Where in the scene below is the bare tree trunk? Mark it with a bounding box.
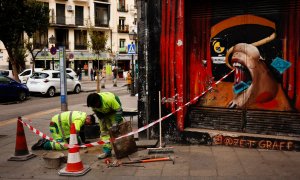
[7,48,21,82]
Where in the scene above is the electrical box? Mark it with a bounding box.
[67,5,73,12]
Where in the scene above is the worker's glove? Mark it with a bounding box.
[115,113,123,124]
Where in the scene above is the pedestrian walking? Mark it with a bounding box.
[127,70,132,92]
[90,68,94,81]
[101,67,106,88]
[87,92,123,159]
[112,66,118,87]
[77,67,82,81]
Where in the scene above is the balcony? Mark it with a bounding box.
[118,25,129,33]
[75,18,84,26]
[33,43,48,49]
[95,19,109,27]
[117,4,128,12]
[75,44,87,50]
[119,47,127,53]
[56,42,69,49]
[56,16,65,25]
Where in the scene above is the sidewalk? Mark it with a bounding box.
[0,78,300,179]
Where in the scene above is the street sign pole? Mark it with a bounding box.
[128,42,136,96]
[131,53,134,96]
[59,46,68,111]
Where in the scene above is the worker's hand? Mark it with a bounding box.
[115,113,123,124]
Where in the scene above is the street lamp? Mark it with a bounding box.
[129,30,137,96]
[49,35,56,70]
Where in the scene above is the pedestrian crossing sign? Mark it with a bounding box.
[128,44,136,54]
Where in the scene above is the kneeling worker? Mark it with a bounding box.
[32,111,95,150]
[87,92,123,159]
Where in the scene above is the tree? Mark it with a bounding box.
[88,28,108,92]
[89,30,109,69]
[24,0,49,73]
[0,0,49,81]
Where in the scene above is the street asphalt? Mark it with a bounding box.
[0,75,300,179]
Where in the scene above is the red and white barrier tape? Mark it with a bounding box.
[19,118,109,148]
[116,69,234,140]
[19,69,234,147]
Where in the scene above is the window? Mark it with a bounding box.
[75,6,84,26]
[94,3,110,27]
[0,76,10,84]
[74,30,87,50]
[118,0,127,12]
[20,70,31,76]
[33,31,48,49]
[56,4,65,24]
[118,17,129,33]
[119,39,126,53]
[52,73,60,79]
[55,29,69,49]
[119,39,125,48]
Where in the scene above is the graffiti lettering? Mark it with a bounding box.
[212,135,294,151]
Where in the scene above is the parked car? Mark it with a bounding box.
[66,68,78,79]
[0,69,14,79]
[0,75,30,101]
[26,70,81,97]
[18,68,44,84]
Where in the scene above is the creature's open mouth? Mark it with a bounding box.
[231,59,252,94]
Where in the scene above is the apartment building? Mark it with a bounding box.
[0,0,137,77]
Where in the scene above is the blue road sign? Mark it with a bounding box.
[128,44,136,54]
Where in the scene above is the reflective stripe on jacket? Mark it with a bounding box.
[50,111,87,142]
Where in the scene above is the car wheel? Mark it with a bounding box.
[74,85,81,94]
[47,87,55,97]
[18,91,26,101]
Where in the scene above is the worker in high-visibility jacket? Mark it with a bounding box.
[87,92,123,159]
[31,111,95,150]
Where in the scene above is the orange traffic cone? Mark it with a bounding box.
[59,123,90,176]
[8,117,36,161]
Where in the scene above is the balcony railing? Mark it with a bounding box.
[75,18,84,26]
[75,44,87,50]
[33,43,48,49]
[56,42,69,49]
[95,19,109,27]
[117,4,128,12]
[119,47,127,53]
[56,16,66,25]
[118,25,129,33]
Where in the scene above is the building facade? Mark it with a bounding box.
[0,0,137,78]
[139,0,300,150]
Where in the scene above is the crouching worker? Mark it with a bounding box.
[31,111,95,150]
[87,92,123,159]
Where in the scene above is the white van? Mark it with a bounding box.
[18,68,44,84]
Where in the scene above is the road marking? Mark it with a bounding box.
[0,108,60,127]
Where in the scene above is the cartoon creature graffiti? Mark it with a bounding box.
[197,14,293,112]
[227,43,292,110]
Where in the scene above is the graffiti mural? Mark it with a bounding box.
[197,13,297,112]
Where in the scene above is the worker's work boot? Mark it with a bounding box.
[97,152,112,159]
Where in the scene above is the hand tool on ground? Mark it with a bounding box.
[121,155,175,165]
